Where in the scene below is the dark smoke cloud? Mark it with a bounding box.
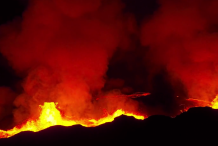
[0,0,139,125]
[141,0,218,103]
[0,87,16,120]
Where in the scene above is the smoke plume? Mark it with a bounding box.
[0,0,138,125]
[2,0,218,129]
[141,0,218,104]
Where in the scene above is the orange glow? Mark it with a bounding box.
[185,95,218,110]
[187,95,218,109]
[211,95,218,109]
[0,102,145,138]
[2,94,218,139]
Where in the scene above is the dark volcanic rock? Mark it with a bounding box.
[0,107,218,146]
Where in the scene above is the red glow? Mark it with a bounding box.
[0,102,145,138]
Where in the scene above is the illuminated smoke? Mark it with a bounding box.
[141,0,218,103]
[2,0,218,131]
[0,0,138,125]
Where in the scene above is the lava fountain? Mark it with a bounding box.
[1,93,218,138]
[0,101,145,138]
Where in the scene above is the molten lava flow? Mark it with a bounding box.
[1,92,218,139]
[211,95,218,109]
[0,102,145,138]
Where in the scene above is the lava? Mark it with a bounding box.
[1,92,218,138]
[1,95,218,139]
[0,102,145,138]
[1,93,218,138]
[211,95,218,109]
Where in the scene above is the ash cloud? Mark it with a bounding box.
[2,0,218,129]
[0,0,139,125]
[140,0,218,104]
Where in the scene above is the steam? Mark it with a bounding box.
[0,0,138,125]
[141,0,218,102]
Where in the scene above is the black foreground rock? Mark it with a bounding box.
[0,107,218,146]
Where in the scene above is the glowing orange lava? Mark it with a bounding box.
[0,102,145,138]
[211,95,218,109]
[1,93,218,139]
